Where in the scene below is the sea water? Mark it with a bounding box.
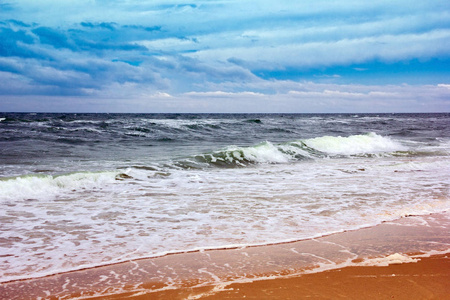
[0,113,449,282]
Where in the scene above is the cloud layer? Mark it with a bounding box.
[0,0,449,112]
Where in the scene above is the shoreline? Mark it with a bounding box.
[1,211,449,299]
[181,253,450,300]
[0,212,445,285]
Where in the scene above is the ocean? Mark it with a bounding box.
[0,113,449,283]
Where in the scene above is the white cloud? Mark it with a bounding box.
[4,82,443,113]
[138,38,197,52]
[184,91,265,98]
[152,91,172,98]
[187,29,450,69]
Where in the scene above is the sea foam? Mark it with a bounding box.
[359,253,419,267]
[303,132,404,155]
[0,171,120,201]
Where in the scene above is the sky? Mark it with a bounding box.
[0,0,450,113]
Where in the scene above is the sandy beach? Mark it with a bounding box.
[1,212,449,300]
[131,254,450,300]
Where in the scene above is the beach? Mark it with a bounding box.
[191,254,450,300]
[1,212,448,299]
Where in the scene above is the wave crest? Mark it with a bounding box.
[303,132,405,155]
[173,133,405,169]
[0,172,120,201]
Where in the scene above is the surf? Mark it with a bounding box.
[172,132,407,169]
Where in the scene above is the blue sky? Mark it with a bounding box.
[0,0,449,113]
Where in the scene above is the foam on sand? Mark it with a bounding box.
[192,254,450,300]
[1,212,448,299]
[358,252,419,266]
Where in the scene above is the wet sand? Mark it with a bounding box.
[133,254,450,300]
[1,212,449,300]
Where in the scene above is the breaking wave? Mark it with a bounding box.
[303,132,405,155]
[174,133,406,169]
[0,133,409,200]
[0,171,122,201]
